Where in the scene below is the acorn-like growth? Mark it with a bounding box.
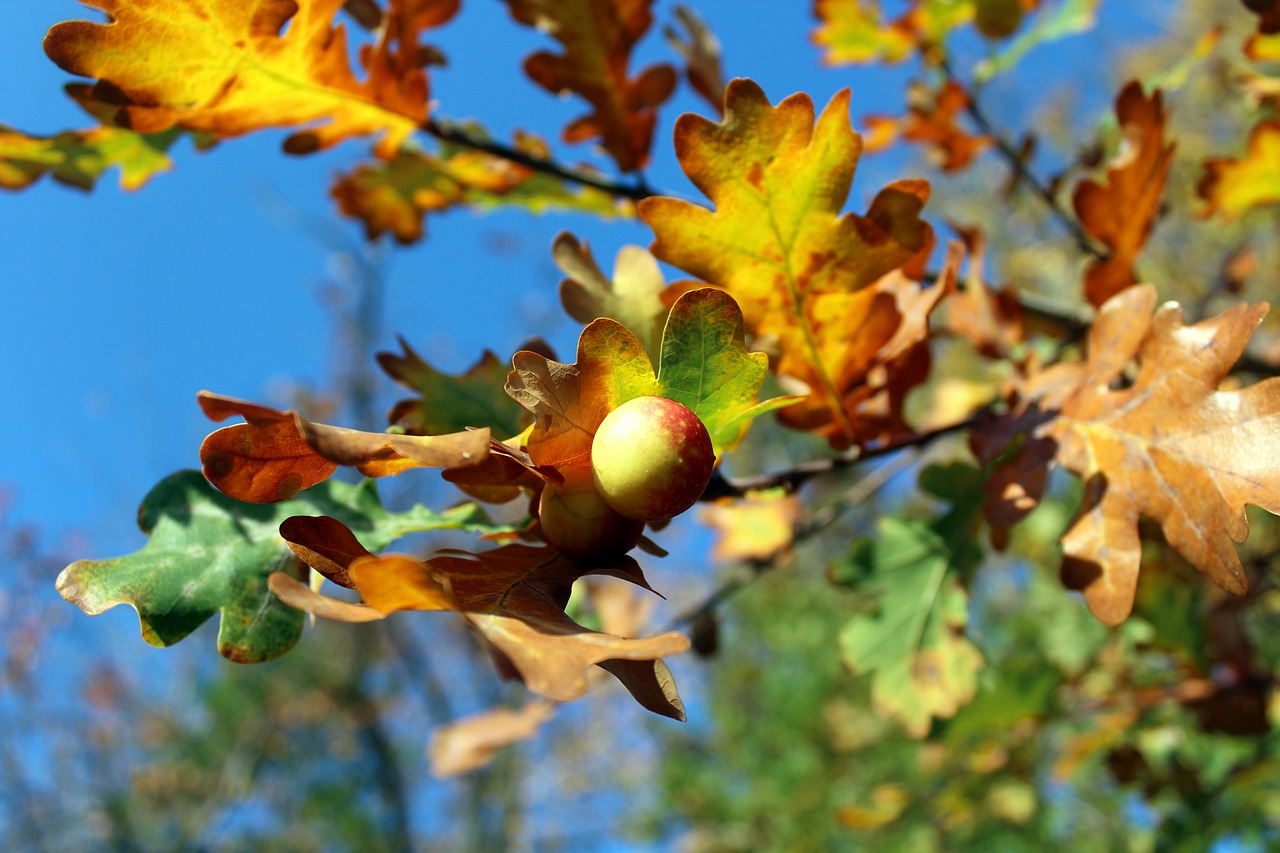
[591,396,716,522]
[538,467,645,560]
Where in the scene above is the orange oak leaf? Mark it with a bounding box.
[978,285,1280,625]
[863,80,992,171]
[502,0,677,172]
[943,224,1025,360]
[274,534,689,717]
[198,391,490,502]
[44,0,443,158]
[639,78,932,449]
[1072,81,1174,307]
[506,318,659,469]
[1198,119,1280,220]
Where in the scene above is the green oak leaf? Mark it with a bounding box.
[378,338,536,438]
[656,288,800,451]
[56,470,511,663]
[831,461,986,736]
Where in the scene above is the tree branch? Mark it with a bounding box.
[424,116,660,202]
[701,413,979,501]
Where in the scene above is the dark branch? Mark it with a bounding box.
[423,116,659,202]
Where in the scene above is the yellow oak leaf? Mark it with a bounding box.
[1198,119,1280,220]
[44,0,439,157]
[640,78,931,448]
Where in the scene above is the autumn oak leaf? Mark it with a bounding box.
[502,0,676,172]
[982,285,1280,625]
[1198,119,1280,220]
[1072,81,1173,307]
[44,0,436,157]
[199,391,490,502]
[639,78,932,449]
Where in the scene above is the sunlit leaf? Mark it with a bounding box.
[198,391,491,501]
[977,285,1280,624]
[640,78,932,448]
[1198,119,1280,220]
[663,5,725,114]
[502,0,676,172]
[554,232,670,362]
[973,0,1100,83]
[56,471,403,662]
[863,79,992,172]
[333,135,625,244]
[0,120,179,191]
[44,0,446,157]
[1072,81,1173,307]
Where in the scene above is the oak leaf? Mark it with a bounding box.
[700,489,800,563]
[507,287,784,472]
[502,0,676,172]
[198,391,490,502]
[978,285,1280,624]
[553,232,669,362]
[274,531,690,718]
[831,462,985,736]
[0,120,178,192]
[1072,81,1173,307]
[663,5,725,115]
[863,80,992,172]
[429,700,557,777]
[639,79,932,448]
[378,338,541,438]
[44,0,441,157]
[333,135,625,244]
[56,471,427,662]
[1198,119,1280,220]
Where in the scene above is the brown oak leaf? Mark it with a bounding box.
[977,285,1280,624]
[1072,81,1173,307]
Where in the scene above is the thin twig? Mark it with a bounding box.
[939,59,1105,260]
[424,116,659,202]
[668,450,920,632]
[701,413,979,501]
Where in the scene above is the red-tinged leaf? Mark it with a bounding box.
[639,79,933,449]
[979,285,1280,624]
[502,0,676,172]
[507,320,660,468]
[1198,119,1280,220]
[280,536,688,717]
[1072,81,1174,307]
[199,395,339,503]
[863,80,992,171]
[663,5,725,115]
[198,391,491,501]
[43,0,438,157]
[942,224,1025,360]
[429,700,557,777]
[378,338,541,438]
[279,515,374,588]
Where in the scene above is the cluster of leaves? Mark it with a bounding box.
[9,3,1280,841]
